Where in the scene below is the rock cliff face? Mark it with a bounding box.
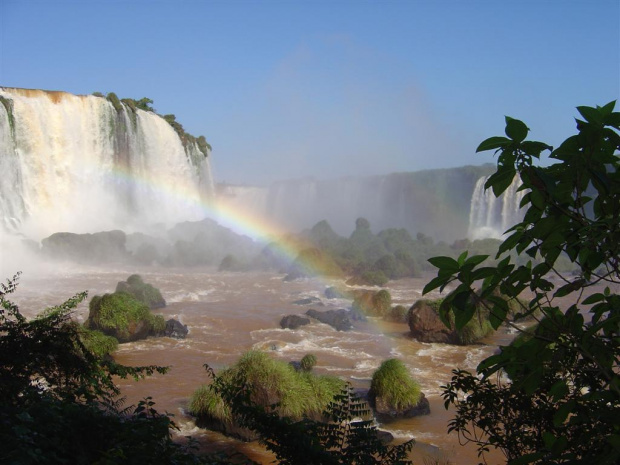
[0,87,214,239]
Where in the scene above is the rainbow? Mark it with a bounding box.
[106,165,326,277]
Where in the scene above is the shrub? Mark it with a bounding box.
[189,351,344,425]
[78,327,118,358]
[370,359,421,410]
[300,354,317,372]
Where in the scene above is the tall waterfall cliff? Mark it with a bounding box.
[218,165,495,242]
[0,88,214,239]
[468,175,525,239]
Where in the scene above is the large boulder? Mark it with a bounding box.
[280,315,311,330]
[407,298,494,345]
[41,230,129,263]
[163,319,188,338]
[306,309,353,331]
[115,274,166,309]
[373,392,431,422]
[407,299,456,344]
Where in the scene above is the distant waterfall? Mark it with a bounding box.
[468,175,525,239]
[0,88,213,239]
[218,166,494,242]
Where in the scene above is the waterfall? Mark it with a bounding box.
[468,174,525,239]
[217,166,494,241]
[0,88,213,240]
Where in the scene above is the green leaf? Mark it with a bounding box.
[423,275,450,295]
[486,295,508,329]
[485,167,517,197]
[582,293,605,305]
[505,117,529,142]
[465,254,489,267]
[427,256,459,273]
[577,105,603,125]
[476,136,511,153]
[549,380,569,402]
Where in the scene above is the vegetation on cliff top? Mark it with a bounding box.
[93,91,211,158]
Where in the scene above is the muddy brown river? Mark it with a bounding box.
[11,265,514,464]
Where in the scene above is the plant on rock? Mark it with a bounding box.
[200,359,414,464]
[425,103,620,464]
[370,359,422,410]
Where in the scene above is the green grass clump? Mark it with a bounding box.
[189,351,344,425]
[370,359,421,410]
[86,292,161,341]
[189,383,233,425]
[78,327,118,358]
[300,353,317,372]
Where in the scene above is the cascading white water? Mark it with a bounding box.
[468,174,525,239]
[0,88,214,240]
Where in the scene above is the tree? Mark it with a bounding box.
[425,103,620,464]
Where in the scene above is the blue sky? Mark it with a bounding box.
[1,0,618,185]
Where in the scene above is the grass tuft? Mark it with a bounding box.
[371,359,421,410]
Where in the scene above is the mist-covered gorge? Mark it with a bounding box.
[218,165,497,243]
[0,87,214,240]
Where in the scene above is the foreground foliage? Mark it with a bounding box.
[203,361,414,464]
[0,274,234,464]
[425,103,620,464]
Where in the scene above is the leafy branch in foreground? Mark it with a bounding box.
[203,361,414,464]
[425,103,620,464]
[0,273,231,464]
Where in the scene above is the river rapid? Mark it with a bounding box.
[10,265,514,464]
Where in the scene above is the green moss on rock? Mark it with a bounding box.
[352,289,392,317]
[85,292,164,343]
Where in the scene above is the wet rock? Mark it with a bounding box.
[41,230,129,264]
[306,309,353,331]
[407,299,457,344]
[280,315,311,330]
[372,392,431,422]
[164,318,188,338]
[324,286,352,299]
[292,296,323,306]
